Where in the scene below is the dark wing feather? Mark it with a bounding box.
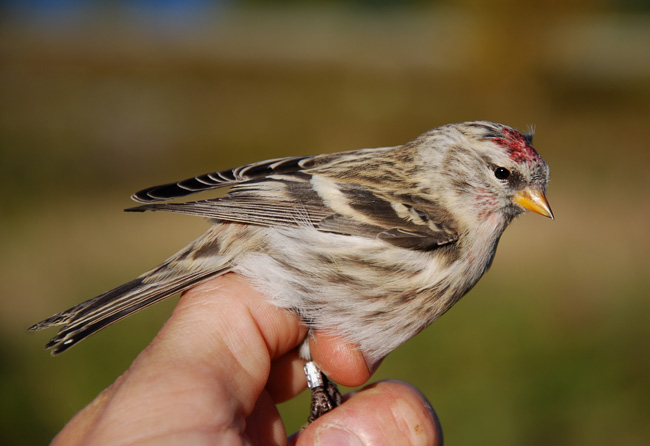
[128,198,330,228]
[131,155,316,203]
[316,183,459,248]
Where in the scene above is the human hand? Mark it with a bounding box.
[52,274,442,445]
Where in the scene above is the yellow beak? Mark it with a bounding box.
[513,188,554,219]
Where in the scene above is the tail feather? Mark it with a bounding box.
[29,269,227,355]
[28,277,146,331]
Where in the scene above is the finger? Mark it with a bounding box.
[266,347,309,404]
[267,330,378,404]
[289,380,442,446]
[245,389,288,445]
[309,331,372,387]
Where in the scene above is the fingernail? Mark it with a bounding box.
[316,425,364,446]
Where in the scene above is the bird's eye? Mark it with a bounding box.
[494,167,511,180]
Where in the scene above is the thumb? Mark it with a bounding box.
[289,380,442,446]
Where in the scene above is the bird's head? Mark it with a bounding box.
[418,121,553,226]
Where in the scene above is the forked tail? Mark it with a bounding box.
[29,266,229,355]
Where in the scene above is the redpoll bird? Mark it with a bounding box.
[29,121,553,421]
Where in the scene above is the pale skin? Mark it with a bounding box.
[52,274,442,445]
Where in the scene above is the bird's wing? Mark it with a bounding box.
[131,155,316,203]
[128,162,459,250]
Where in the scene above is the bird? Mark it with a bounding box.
[29,120,553,420]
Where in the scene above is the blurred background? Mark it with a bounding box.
[1,0,649,444]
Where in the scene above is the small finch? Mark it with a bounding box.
[29,121,553,420]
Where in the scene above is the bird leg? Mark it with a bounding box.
[304,361,342,423]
